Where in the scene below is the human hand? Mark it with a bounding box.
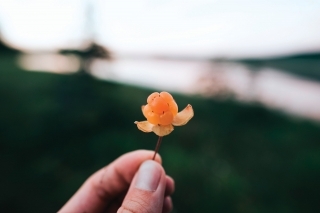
[58,150,174,213]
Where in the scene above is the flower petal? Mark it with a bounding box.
[172,104,194,126]
[152,124,174,136]
[134,121,153,132]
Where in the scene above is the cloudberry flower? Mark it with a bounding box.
[135,91,194,160]
[135,91,194,136]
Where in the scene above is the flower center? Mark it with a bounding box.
[143,92,178,125]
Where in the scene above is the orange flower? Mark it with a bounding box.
[134,91,194,136]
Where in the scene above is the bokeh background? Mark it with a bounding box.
[1,1,320,212]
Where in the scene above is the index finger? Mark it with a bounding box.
[58,150,162,213]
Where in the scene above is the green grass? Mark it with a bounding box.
[1,52,320,213]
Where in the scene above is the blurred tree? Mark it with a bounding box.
[239,54,320,81]
[0,36,18,54]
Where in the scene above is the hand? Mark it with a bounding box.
[58,150,175,213]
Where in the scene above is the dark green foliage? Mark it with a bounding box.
[1,52,320,213]
[239,53,320,81]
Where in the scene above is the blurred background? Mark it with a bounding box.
[1,0,320,212]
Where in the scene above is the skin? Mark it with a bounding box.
[58,150,175,213]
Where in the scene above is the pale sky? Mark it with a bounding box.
[0,0,320,58]
[2,0,319,122]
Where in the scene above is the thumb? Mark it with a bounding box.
[117,160,167,213]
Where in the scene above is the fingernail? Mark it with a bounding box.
[135,160,161,191]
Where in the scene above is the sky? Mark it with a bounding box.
[1,0,320,121]
[0,0,320,58]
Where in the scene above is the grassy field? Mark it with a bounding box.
[1,51,320,213]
